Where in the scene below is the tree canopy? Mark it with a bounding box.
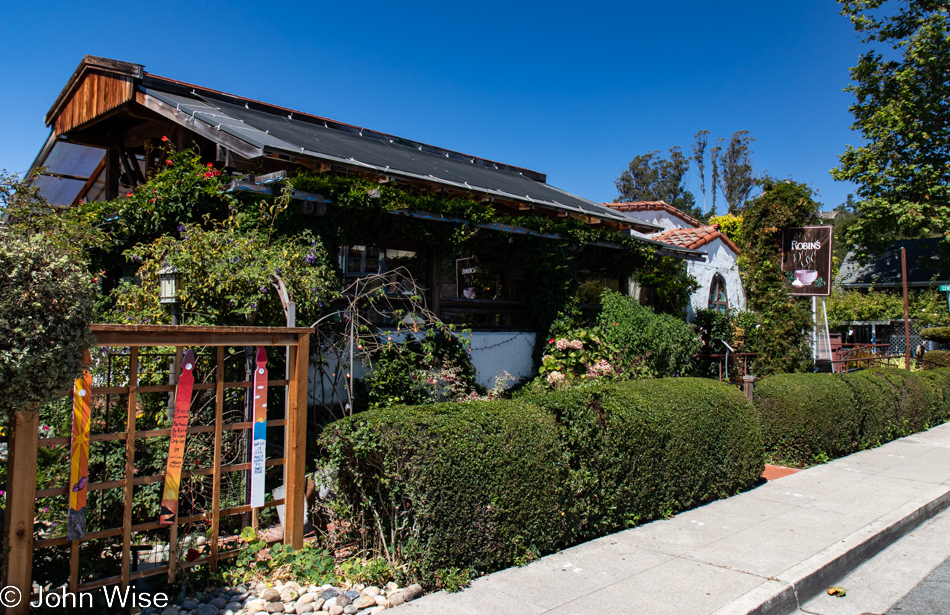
[614,146,702,218]
[833,0,950,255]
[715,131,757,214]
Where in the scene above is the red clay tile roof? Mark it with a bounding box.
[603,201,704,229]
[651,225,741,255]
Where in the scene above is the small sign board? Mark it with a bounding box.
[456,257,477,299]
[939,284,950,292]
[781,226,833,296]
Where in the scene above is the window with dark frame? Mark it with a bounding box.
[708,274,729,312]
[337,245,428,326]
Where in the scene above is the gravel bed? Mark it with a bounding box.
[142,580,424,615]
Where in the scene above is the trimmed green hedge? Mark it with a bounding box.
[320,378,764,580]
[919,369,950,423]
[921,327,950,343]
[529,378,763,546]
[923,350,950,370]
[321,400,565,579]
[754,373,857,464]
[755,368,949,466]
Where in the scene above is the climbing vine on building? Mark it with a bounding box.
[739,178,820,375]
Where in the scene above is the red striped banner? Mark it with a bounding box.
[159,349,196,525]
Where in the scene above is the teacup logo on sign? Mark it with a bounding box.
[781,226,833,297]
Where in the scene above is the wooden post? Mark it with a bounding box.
[902,247,911,370]
[283,334,309,549]
[3,409,39,615]
[120,348,139,589]
[742,376,756,403]
[210,347,225,570]
[104,148,120,200]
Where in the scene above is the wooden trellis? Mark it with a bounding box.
[2,325,312,614]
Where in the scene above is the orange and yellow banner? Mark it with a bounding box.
[67,351,92,541]
[159,349,196,525]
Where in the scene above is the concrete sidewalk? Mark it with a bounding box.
[394,422,950,615]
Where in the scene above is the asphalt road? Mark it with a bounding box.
[799,504,950,615]
[887,554,950,614]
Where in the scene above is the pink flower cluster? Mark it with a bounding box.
[546,371,566,385]
[555,339,583,351]
[586,360,614,378]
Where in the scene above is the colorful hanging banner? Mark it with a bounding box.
[159,349,196,525]
[250,347,268,508]
[67,351,93,541]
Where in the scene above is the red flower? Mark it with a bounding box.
[204,172,214,178]
[549,338,555,344]
[126,192,133,197]
[161,136,169,142]
[165,160,173,166]
[206,162,213,167]
[213,170,220,176]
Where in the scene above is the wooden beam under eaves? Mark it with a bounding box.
[73,155,107,205]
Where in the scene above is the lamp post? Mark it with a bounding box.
[158,265,182,421]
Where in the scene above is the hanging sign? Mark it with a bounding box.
[250,347,268,509]
[456,257,477,299]
[159,349,196,525]
[67,351,93,541]
[781,226,833,296]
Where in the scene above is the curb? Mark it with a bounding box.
[714,487,950,615]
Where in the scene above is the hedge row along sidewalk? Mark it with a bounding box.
[319,378,764,587]
[754,367,950,467]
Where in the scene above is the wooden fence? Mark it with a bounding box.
[2,324,312,613]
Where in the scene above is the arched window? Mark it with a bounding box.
[708,274,729,312]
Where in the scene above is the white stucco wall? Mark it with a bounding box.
[628,209,697,232]
[308,330,536,404]
[468,332,536,388]
[685,237,745,322]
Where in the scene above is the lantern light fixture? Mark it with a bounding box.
[158,265,181,305]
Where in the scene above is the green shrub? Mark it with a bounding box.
[753,373,857,465]
[837,370,897,448]
[321,400,565,579]
[868,368,934,435]
[597,289,700,377]
[537,327,653,388]
[919,368,950,423]
[921,327,950,343]
[755,368,942,466]
[0,233,96,411]
[529,378,763,545]
[321,378,763,581]
[922,350,950,370]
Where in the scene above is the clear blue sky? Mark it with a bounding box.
[0,0,866,212]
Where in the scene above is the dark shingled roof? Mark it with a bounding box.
[838,238,949,288]
[137,73,639,227]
